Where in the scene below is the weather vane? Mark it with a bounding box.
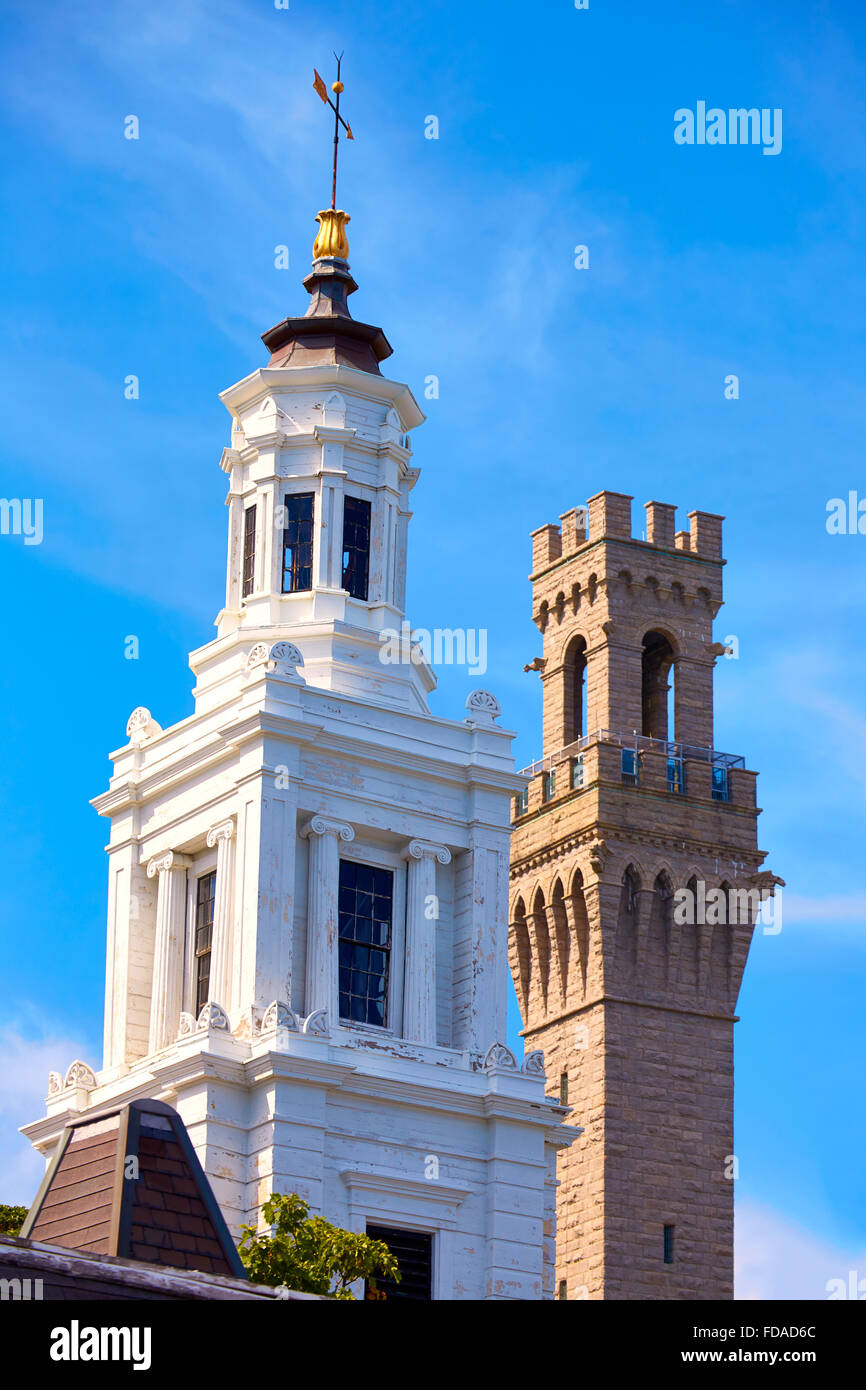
[313,53,354,212]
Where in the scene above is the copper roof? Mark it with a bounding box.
[261,257,392,374]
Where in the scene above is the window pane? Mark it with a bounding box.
[242,506,257,598]
[281,493,314,593]
[341,496,371,601]
[338,860,393,1026]
[664,1224,675,1264]
[194,871,216,1015]
[195,955,210,1016]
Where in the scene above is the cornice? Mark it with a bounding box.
[522,994,740,1034]
[340,1168,470,1208]
[243,1051,359,1089]
[92,732,239,818]
[340,1069,557,1127]
[94,677,522,826]
[510,818,767,878]
[218,364,425,432]
[228,427,414,480]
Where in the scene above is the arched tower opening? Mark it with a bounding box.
[642,631,676,741]
[563,635,588,744]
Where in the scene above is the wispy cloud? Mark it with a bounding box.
[0,1021,98,1207]
[736,1200,866,1300]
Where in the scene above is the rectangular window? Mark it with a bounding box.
[341,496,371,600]
[338,860,393,1026]
[281,492,314,593]
[515,787,529,817]
[365,1225,433,1301]
[559,1071,569,1105]
[712,765,730,802]
[558,1279,568,1300]
[663,1224,675,1264]
[571,755,584,790]
[667,756,686,794]
[241,505,257,598]
[542,769,556,802]
[194,871,216,1016]
[621,748,639,786]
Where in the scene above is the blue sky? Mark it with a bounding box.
[2,0,865,1297]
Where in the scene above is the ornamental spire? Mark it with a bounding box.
[312,53,354,261]
[260,60,392,373]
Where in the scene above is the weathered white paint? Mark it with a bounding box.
[146,852,190,1053]
[301,816,353,1021]
[402,840,450,1045]
[206,821,235,1011]
[22,344,573,1299]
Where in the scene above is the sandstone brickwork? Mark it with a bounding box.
[510,492,778,1299]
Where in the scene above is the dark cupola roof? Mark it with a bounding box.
[262,209,392,374]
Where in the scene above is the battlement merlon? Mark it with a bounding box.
[530,492,725,575]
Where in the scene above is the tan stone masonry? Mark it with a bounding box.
[510,491,779,1300]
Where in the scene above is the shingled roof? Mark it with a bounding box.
[21,1098,246,1279]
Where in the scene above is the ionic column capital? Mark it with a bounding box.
[147,850,191,878]
[206,819,235,848]
[301,816,355,843]
[402,839,451,865]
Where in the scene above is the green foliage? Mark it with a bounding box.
[0,1204,29,1236]
[238,1191,400,1300]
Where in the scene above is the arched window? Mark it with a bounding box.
[616,865,640,977]
[647,871,673,996]
[551,879,570,1004]
[532,888,551,1009]
[642,631,676,741]
[680,873,701,991]
[564,635,588,744]
[510,898,531,1021]
[710,882,733,1000]
[623,865,640,915]
[571,870,590,998]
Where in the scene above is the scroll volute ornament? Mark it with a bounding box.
[313,208,350,260]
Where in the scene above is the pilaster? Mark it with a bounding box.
[402,839,451,1045]
[301,815,355,1022]
[147,851,191,1053]
[206,820,236,1013]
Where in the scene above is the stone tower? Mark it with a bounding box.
[509,490,780,1300]
[22,210,570,1300]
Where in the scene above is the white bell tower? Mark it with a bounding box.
[23,210,571,1300]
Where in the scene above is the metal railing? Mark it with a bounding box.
[519,728,745,779]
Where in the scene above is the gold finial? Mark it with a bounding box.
[313,208,351,260]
